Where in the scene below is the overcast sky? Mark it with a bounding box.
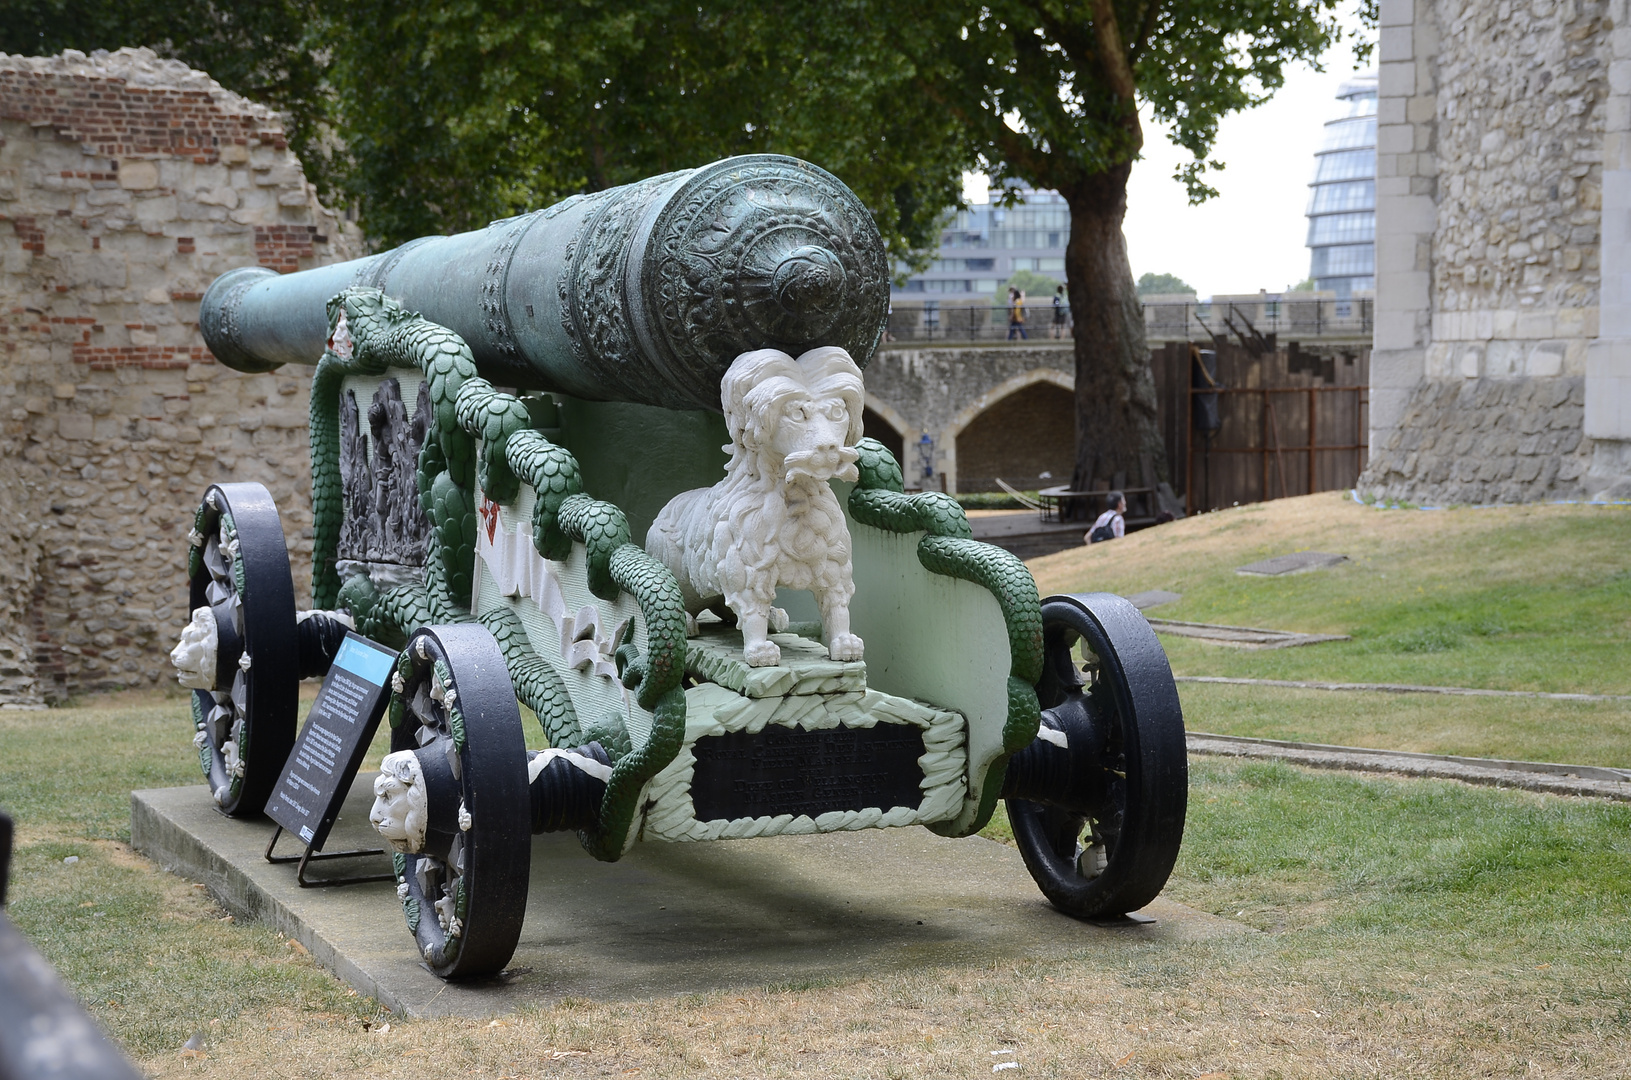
[963,19,1373,300]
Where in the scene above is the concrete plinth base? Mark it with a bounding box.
[133,778,1243,1018]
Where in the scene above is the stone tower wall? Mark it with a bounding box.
[1363,0,1631,504]
[0,48,360,707]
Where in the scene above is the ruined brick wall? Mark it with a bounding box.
[0,48,361,706]
[1363,0,1631,504]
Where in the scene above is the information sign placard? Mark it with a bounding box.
[267,632,396,850]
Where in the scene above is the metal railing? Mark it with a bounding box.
[883,296,1374,346]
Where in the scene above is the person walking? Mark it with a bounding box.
[1051,284,1068,339]
[1007,287,1028,340]
[1085,491,1126,544]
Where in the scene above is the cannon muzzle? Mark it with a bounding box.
[199,155,890,411]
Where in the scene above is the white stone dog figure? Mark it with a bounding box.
[647,346,865,668]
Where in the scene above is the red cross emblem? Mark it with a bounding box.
[478,496,501,545]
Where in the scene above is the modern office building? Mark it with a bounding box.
[893,189,1070,295]
[1306,74,1377,297]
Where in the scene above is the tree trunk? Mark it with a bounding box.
[1062,163,1164,516]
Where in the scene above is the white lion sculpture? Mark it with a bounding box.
[647,346,866,668]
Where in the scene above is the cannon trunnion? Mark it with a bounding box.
[174,154,1188,984]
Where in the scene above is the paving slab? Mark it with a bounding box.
[1124,589,1182,611]
[133,778,1245,1019]
[1235,551,1348,576]
[1188,732,1631,801]
[1146,618,1350,649]
[1175,674,1631,703]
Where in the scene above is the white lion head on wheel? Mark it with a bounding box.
[370,750,428,854]
[722,346,865,485]
[170,606,218,690]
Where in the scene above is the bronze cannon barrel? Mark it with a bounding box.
[199,155,890,412]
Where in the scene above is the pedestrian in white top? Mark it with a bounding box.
[1085,491,1126,544]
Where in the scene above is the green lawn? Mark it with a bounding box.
[0,695,386,1057]
[1032,494,1631,695]
[1031,494,1631,765]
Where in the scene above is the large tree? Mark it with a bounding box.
[916,0,1349,497]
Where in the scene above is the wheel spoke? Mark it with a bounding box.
[202,537,229,584]
[205,578,232,607]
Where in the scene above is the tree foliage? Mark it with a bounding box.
[0,0,969,269]
[1136,272,1195,296]
[915,0,1350,204]
[902,0,1352,491]
[1004,269,1065,297]
[320,0,967,263]
[6,0,1366,494]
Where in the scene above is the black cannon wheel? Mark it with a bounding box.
[184,483,298,817]
[1007,592,1188,918]
[388,625,530,980]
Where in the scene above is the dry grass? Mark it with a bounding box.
[5,695,1628,1078]
[131,752,1631,1079]
[10,692,1629,1077]
[134,956,1631,1079]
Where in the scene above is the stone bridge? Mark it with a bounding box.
[865,296,1375,494]
[861,343,1076,494]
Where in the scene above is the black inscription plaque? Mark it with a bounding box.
[689,723,927,822]
[267,632,396,849]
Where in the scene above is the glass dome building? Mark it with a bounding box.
[1306,74,1377,297]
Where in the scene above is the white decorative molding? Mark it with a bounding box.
[434,892,461,938]
[328,308,354,360]
[528,747,614,784]
[647,347,866,668]
[639,681,967,843]
[476,510,628,679]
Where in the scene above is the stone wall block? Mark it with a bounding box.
[1368,0,1609,506]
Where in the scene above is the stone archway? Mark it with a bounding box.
[952,376,1076,493]
[862,395,908,467]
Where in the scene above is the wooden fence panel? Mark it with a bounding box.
[1154,341,1369,514]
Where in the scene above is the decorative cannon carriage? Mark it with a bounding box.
[172,156,1188,980]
